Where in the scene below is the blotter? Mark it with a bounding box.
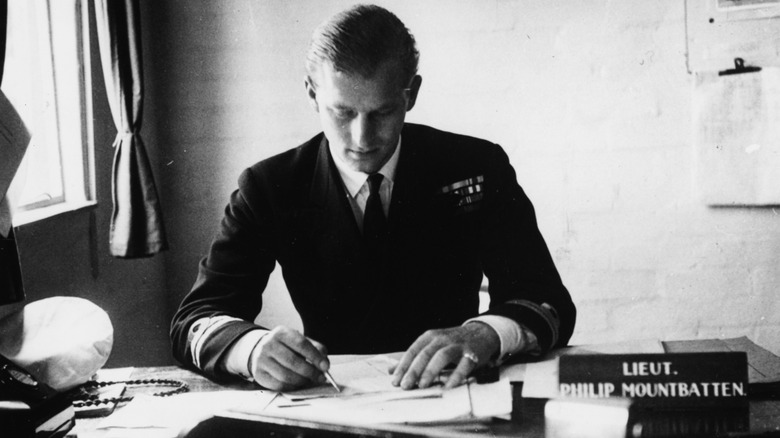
[558,352,748,408]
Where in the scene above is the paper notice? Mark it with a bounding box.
[0,89,31,236]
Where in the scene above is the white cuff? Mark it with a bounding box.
[224,329,269,380]
[465,315,539,363]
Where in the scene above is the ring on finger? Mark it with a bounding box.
[462,352,479,366]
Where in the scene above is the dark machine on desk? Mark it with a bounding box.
[0,351,75,438]
[0,231,75,438]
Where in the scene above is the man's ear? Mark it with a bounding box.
[304,76,319,112]
[405,75,423,112]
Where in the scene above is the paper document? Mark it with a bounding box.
[240,380,511,425]
[90,391,276,438]
[283,354,401,399]
[0,89,31,237]
[232,354,513,425]
[693,68,780,206]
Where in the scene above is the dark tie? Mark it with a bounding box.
[363,173,387,252]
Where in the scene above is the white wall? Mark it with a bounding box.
[149,1,780,355]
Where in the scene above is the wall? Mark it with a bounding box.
[148,1,780,356]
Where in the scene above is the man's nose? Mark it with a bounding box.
[351,114,375,149]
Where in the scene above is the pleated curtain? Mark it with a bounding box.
[94,0,167,258]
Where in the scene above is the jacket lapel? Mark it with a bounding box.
[388,126,430,233]
[308,137,364,264]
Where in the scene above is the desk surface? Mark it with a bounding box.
[70,366,780,438]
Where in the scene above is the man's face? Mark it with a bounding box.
[306,61,421,174]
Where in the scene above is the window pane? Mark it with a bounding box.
[3,0,64,209]
[3,0,92,218]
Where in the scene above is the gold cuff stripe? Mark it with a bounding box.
[506,299,560,349]
[189,315,242,369]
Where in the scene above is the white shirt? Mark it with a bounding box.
[329,136,399,228]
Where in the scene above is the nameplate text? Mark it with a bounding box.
[558,352,748,408]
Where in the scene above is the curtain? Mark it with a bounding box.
[94,0,167,258]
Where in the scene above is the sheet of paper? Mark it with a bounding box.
[0,89,31,237]
[283,353,401,399]
[693,68,780,205]
[230,353,512,425]
[565,339,665,355]
[93,390,276,438]
[469,378,513,418]
[240,380,511,425]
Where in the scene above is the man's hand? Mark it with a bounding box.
[391,322,500,390]
[248,326,330,391]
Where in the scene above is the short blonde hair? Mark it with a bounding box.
[305,4,419,88]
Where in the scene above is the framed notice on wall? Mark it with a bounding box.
[693,68,780,206]
[686,0,780,73]
[689,0,780,206]
[718,0,780,8]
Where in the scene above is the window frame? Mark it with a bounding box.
[4,0,96,226]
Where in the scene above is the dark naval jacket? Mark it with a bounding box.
[171,123,576,380]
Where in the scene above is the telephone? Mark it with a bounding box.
[0,354,74,438]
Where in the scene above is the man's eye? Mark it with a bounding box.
[333,109,355,119]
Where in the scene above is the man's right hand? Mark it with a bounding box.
[248,326,330,391]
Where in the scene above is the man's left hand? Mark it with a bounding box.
[391,322,500,390]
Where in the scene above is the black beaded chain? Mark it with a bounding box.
[71,379,189,408]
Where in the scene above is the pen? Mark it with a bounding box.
[303,355,340,392]
[324,370,341,392]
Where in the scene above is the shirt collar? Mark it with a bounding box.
[329,137,401,198]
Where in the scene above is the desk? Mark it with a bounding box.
[69,366,780,438]
[68,366,252,437]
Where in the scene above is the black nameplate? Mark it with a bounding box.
[558,352,748,408]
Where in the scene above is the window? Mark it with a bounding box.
[2,0,94,224]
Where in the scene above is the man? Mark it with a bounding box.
[171,4,575,392]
